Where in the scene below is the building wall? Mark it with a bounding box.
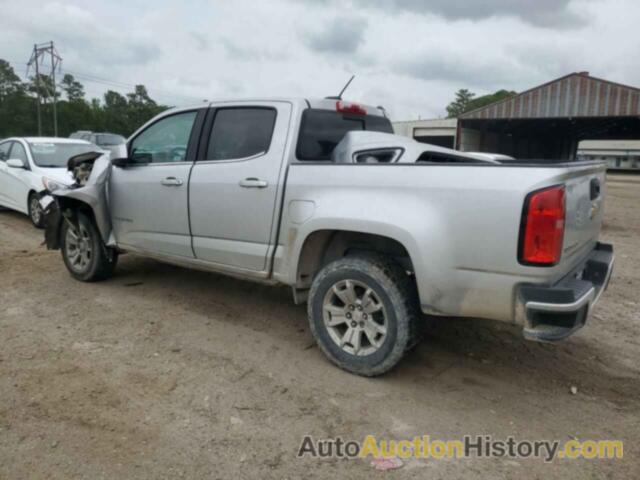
[392,118,457,146]
[577,140,640,169]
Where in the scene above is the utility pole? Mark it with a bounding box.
[50,42,60,137]
[27,41,62,136]
[29,44,42,136]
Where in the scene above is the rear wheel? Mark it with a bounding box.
[61,212,117,282]
[308,254,422,376]
[28,192,44,228]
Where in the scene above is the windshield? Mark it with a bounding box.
[296,109,394,160]
[96,134,125,146]
[28,142,100,168]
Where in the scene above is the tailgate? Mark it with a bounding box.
[562,164,606,262]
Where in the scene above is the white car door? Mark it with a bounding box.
[0,141,30,213]
[2,141,33,213]
[0,141,13,207]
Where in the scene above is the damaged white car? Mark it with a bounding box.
[0,137,102,227]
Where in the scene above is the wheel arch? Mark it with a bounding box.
[46,197,102,250]
[26,189,40,213]
[54,190,111,244]
[295,229,417,289]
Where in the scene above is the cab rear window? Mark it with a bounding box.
[296,109,393,161]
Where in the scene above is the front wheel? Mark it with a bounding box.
[61,212,118,282]
[28,192,44,228]
[308,254,422,376]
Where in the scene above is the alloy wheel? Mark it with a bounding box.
[65,223,93,273]
[322,279,388,356]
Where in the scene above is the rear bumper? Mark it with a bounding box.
[515,242,614,342]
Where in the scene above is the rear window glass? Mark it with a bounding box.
[296,109,393,161]
[206,108,276,161]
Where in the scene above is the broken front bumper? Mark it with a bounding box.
[516,242,614,342]
[43,195,63,250]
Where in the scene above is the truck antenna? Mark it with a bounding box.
[326,75,355,100]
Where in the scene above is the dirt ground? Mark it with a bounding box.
[0,173,639,479]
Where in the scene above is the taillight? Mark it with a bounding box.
[336,101,367,115]
[519,185,566,266]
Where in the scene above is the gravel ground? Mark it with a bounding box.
[0,173,639,479]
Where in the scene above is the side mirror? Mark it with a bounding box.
[6,158,25,169]
[111,157,131,168]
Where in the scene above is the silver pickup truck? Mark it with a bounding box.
[43,98,614,376]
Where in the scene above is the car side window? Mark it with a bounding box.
[130,111,197,164]
[11,142,29,164]
[205,108,276,161]
[0,141,11,162]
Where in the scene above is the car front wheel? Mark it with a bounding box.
[61,212,117,282]
[28,192,44,228]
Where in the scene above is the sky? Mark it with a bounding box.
[0,0,639,120]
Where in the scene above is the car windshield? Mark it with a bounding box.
[28,142,99,168]
[96,134,125,146]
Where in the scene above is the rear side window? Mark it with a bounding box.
[296,109,393,161]
[206,108,276,161]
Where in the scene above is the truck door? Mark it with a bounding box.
[189,102,292,272]
[109,109,203,258]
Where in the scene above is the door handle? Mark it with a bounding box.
[239,178,268,189]
[161,177,183,187]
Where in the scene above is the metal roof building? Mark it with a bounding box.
[457,72,640,159]
[577,139,640,170]
[393,118,457,148]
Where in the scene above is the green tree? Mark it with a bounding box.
[126,85,164,132]
[0,57,170,138]
[60,74,85,102]
[446,89,475,118]
[0,59,24,100]
[465,89,517,113]
[102,90,130,134]
[0,60,35,136]
[27,73,58,102]
[446,88,517,118]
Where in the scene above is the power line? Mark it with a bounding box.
[8,67,166,103]
[4,59,202,104]
[61,68,200,100]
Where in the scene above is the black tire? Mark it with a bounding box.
[28,192,44,228]
[60,211,118,282]
[308,253,422,376]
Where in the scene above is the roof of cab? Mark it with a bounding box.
[165,98,387,117]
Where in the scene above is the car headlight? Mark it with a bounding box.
[42,177,69,193]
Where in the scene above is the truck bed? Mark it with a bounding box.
[277,160,607,323]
